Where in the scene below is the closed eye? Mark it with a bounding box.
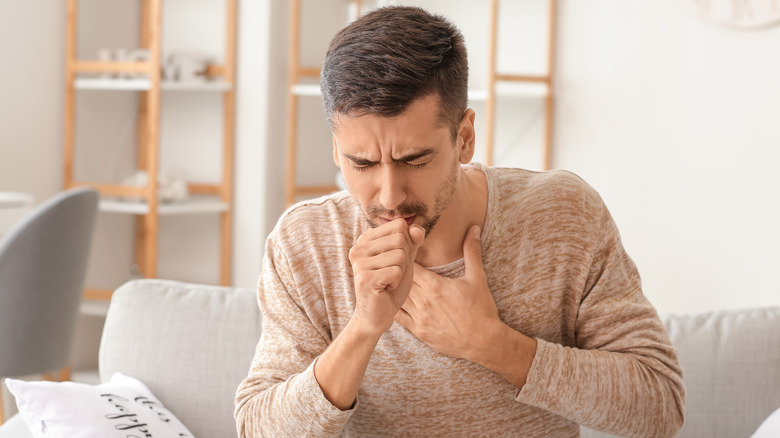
[345,156,377,172]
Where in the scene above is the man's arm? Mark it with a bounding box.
[314,219,424,410]
[235,230,352,438]
[235,218,424,437]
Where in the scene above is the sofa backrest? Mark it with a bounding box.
[99,279,260,438]
[100,280,780,438]
[582,306,780,438]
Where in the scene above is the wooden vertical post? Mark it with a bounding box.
[135,0,151,276]
[484,0,499,167]
[219,0,237,286]
[543,0,558,171]
[142,0,162,279]
[285,0,302,206]
[63,0,78,189]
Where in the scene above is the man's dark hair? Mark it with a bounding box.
[320,6,468,138]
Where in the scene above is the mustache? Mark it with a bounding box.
[366,201,427,218]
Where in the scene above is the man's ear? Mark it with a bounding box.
[332,136,341,168]
[456,108,476,164]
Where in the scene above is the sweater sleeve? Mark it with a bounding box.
[234,231,355,437]
[516,205,685,438]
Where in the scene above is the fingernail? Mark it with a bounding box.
[472,226,481,238]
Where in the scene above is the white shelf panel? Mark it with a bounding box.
[0,191,34,208]
[291,83,548,100]
[291,84,322,96]
[74,78,232,91]
[75,77,150,90]
[161,80,232,91]
[99,196,229,215]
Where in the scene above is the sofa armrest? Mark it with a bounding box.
[99,279,260,438]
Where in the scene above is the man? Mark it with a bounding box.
[236,6,684,437]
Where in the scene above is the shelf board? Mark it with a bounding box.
[0,191,34,208]
[291,82,548,100]
[74,77,232,91]
[99,196,229,215]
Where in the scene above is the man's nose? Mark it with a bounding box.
[378,164,406,212]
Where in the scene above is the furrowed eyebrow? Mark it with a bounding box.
[342,149,436,165]
[342,154,376,166]
[395,149,436,163]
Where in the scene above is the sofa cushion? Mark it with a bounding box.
[5,372,193,438]
[583,306,780,438]
[0,414,33,438]
[99,279,260,438]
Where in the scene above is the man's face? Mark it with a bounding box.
[332,95,475,237]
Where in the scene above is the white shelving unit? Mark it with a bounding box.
[64,0,237,300]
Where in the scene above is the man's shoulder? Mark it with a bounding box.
[488,167,606,224]
[271,190,362,244]
[491,167,601,204]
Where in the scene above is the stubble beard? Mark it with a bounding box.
[361,159,460,237]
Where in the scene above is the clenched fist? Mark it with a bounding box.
[348,218,425,335]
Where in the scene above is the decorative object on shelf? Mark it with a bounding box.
[687,0,780,29]
[163,51,215,83]
[120,171,189,204]
[95,48,150,79]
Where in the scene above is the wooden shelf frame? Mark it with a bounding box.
[284,0,557,206]
[484,0,558,170]
[63,0,237,298]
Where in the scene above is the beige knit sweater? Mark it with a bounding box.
[235,164,685,437]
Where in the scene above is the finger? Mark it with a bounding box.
[463,225,484,278]
[362,265,403,292]
[358,248,406,273]
[408,224,425,247]
[394,307,415,331]
[358,218,410,243]
[352,231,409,259]
[402,290,419,315]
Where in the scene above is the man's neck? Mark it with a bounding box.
[415,165,488,268]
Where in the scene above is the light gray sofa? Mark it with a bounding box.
[1,279,779,437]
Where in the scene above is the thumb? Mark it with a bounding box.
[463,225,483,277]
[408,224,425,250]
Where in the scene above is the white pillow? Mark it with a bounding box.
[5,372,194,438]
[753,406,780,438]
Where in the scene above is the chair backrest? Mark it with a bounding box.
[0,187,98,378]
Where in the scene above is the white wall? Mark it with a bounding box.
[0,2,64,202]
[554,0,780,314]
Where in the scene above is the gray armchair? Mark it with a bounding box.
[0,187,98,423]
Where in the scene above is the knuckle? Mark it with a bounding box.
[390,248,406,264]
